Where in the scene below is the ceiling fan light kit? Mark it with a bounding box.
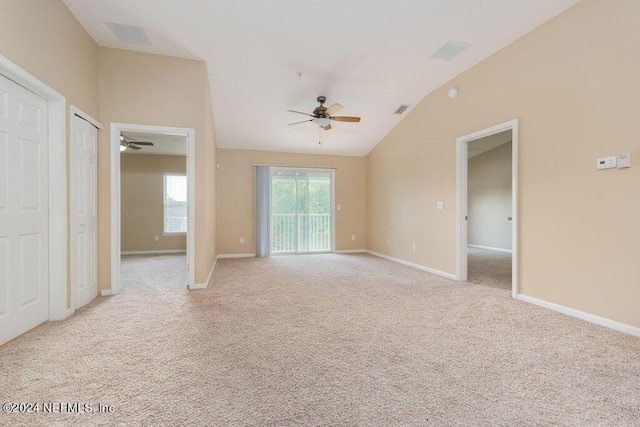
[288,96,361,135]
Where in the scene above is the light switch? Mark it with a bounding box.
[337,204,341,210]
[437,201,444,210]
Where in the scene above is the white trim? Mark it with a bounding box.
[70,105,101,129]
[189,256,217,290]
[366,250,457,280]
[456,118,519,299]
[110,123,196,294]
[517,294,640,338]
[121,250,186,255]
[100,289,112,297]
[0,55,68,321]
[335,249,367,254]
[467,244,513,254]
[217,253,256,258]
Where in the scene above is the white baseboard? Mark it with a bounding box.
[217,253,256,259]
[100,289,112,296]
[517,294,640,338]
[121,250,186,255]
[366,250,457,280]
[335,249,367,254]
[189,256,218,290]
[468,244,512,254]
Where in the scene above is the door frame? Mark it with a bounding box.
[109,123,195,294]
[456,118,519,298]
[269,167,335,255]
[0,54,69,320]
[69,106,101,311]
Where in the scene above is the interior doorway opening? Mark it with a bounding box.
[110,123,195,294]
[456,119,519,298]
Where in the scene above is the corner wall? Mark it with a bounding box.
[366,0,640,328]
[468,143,512,251]
[121,154,187,252]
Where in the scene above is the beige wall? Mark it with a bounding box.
[98,48,217,287]
[0,0,99,306]
[121,154,187,252]
[217,149,366,254]
[366,0,640,328]
[468,143,512,250]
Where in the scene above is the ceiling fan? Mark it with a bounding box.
[120,135,154,151]
[288,96,361,131]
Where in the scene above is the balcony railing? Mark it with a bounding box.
[271,213,331,253]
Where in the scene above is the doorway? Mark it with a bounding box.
[456,119,519,298]
[110,123,195,294]
[270,168,334,254]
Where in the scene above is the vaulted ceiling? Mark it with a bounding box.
[64,0,582,156]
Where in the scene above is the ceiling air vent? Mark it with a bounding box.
[393,105,410,115]
[107,22,152,45]
[431,40,471,60]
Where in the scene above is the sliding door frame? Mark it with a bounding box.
[269,167,335,255]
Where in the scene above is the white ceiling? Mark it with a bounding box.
[121,131,186,156]
[64,0,582,157]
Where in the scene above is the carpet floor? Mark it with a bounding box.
[121,253,187,288]
[1,254,638,426]
[467,247,512,291]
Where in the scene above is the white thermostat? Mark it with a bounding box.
[596,156,617,170]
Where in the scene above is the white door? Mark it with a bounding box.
[71,115,97,309]
[0,74,49,344]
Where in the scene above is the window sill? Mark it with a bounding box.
[163,232,187,237]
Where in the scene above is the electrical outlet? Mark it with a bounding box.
[351,234,356,241]
[155,235,159,241]
[240,237,245,244]
[387,239,391,246]
[412,243,416,251]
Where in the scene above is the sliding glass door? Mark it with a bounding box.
[270,168,333,254]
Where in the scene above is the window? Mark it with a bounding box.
[163,174,187,234]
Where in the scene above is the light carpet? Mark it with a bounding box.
[467,246,512,291]
[121,253,187,288]
[1,253,639,426]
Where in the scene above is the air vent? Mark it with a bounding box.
[431,40,471,60]
[107,22,152,45]
[393,105,410,115]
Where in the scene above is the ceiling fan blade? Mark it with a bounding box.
[331,116,361,123]
[132,141,154,146]
[288,119,313,126]
[128,145,142,150]
[287,110,315,117]
[323,124,332,131]
[324,103,343,116]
